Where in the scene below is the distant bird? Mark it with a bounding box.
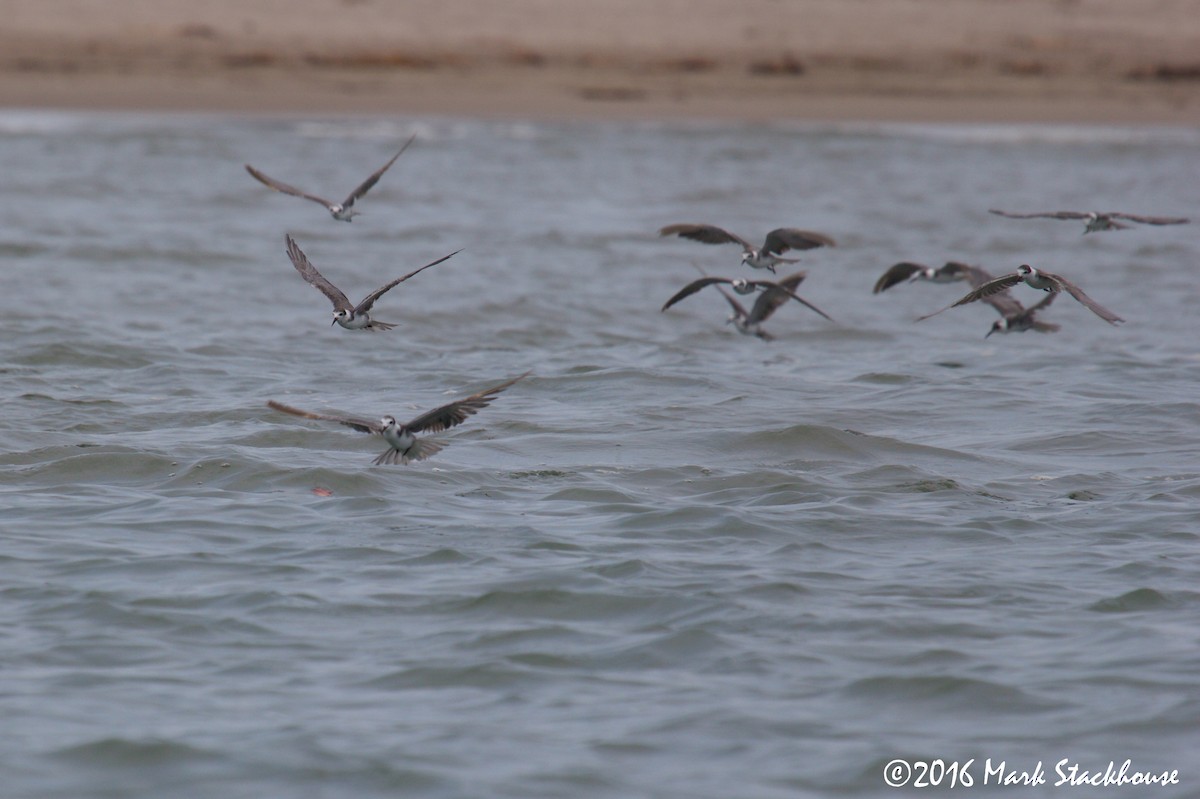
[873,261,991,294]
[661,275,834,320]
[708,271,813,340]
[245,135,415,221]
[267,373,528,465]
[983,291,1060,338]
[988,208,1189,234]
[285,235,458,331]
[918,264,1124,325]
[658,223,835,272]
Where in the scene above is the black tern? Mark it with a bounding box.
[284,235,459,331]
[988,208,1189,234]
[983,291,1060,338]
[710,271,813,340]
[658,223,835,272]
[873,261,991,294]
[267,373,528,465]
[245,135,415,221]
[661,274,833,320]
[918,264,1124,325]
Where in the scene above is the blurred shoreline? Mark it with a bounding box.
[2,0,1198,123]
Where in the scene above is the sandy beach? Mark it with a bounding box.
[2,0,1199,123]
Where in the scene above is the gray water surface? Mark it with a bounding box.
[2,112,1199,798]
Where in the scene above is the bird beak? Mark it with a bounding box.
[331,318,338,327]
[985,328,995,338]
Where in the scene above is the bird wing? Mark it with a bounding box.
[267,400,384,434]
[988,209,1089,220]
[715,286,749,319]
[341,134,416,209]
[747,271,805,324]
[660,277,731,311]
[354,248,461,314]
[775,272,808,292]
[1027,291,1058,313]
[952,272,1024,304]
[916,272,1023,321]
[285,235,353,312]
[986,288,1054,320]
[981,291,1024,318]
[958,264,995,288]
[1106,213,1189,225]
[935,262,994,287]
[762,228,836,255]
[778,287,835,321]
[1045,272,1125,325]
[658,223,753,251]
[747,287,792,324]
[245,164,337,210]
[758,273,834,321]
[405,372,529,434]
[873,262,927,293]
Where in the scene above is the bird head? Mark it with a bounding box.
[985,319,1008,338]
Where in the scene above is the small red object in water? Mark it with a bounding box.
[311,487,334,497]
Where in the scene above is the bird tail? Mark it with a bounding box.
[366,320,397,331]
[372,439,445,466]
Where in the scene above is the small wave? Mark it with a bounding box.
[52,736,220,765]
[786,121,1200,147]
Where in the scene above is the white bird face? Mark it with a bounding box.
[731,279,751,294]
[332,309,351,325]
[986,319,1007,338]
[1016,264,1034,278]
[380,415,398,430]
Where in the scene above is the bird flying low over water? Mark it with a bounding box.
[245,135,416,221]
[658,223,835,272]
[267,373,529,465]
[982,291,1060,338]
[661,274,833,320]
[709,271,816,341]
[988,208,1189,234]
[872,261,991,294]
[918,264,1124,326]
[284,235,459,331]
